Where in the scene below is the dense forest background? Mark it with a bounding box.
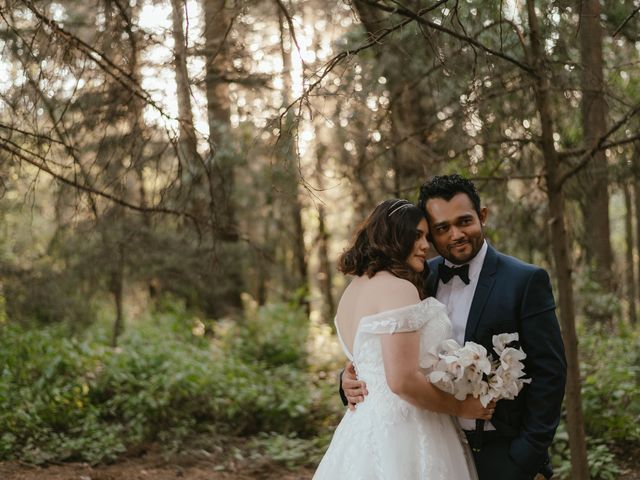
[1,0,639,478]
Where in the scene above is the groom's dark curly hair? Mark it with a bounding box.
[417,174,482,216]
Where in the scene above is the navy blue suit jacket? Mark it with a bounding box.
[427,244,566,476]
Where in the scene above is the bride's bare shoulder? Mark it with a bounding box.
[357,272,420,310]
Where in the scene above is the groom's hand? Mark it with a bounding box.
[342,361,368,410]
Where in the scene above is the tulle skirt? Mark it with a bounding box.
[313,398,478,480]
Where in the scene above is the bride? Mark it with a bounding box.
[313,199,493,479]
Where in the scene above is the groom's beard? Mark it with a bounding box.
[440,236,484,265]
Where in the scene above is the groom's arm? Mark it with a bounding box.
[510,268,567,475]
[338,370,348,406]
[339,362,368,409]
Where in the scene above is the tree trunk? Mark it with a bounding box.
[291,192,309,308]
[127,12,148,212]
[256,191,274,306]
[315,144,335,324]
[317,203,335,321]
[278,7,309,310]
[623,181,638,324]
[110,242,125,348]
[204,0,231,145]
[526,1,590,478]
[203,0,236,232]
[632,153,640,309]
[123,0,155,298]
[202,0,242,311]
[577,0,614,311]
[99,2,130,347]
[170,0,200,165]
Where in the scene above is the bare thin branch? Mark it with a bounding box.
[558,133,640,159]
[558,102,640,186]
[357,0,535,75]
[278,12,414,124]
[0,122,72,148]
[613,5,640,37]
[15,0,205,140]
[1,140,199,224]
[274,0,303,58]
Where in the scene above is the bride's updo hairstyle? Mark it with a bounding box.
[338,199,427,296]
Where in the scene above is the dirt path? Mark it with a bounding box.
[0,463,315,480]
[2,449,638,479]
[0,454,315,480]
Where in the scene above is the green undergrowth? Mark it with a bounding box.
[0,298,341,465]
[550,322,640,479]
[1,299,636,476]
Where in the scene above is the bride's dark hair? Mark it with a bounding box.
[338,199,428,297]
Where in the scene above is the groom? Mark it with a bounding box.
[341,174,566,479]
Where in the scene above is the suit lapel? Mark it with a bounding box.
[464,245,498,342]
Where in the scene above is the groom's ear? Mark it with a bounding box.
[479,207,488,227]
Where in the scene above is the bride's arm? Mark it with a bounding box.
[381,332,493,419]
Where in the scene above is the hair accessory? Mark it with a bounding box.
[387,199,405,210]
[388,202,411,217]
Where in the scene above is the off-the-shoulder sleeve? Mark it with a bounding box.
[358,297,452,369]
[358,297,446,334]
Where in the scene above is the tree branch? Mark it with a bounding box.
[13,0,204,139]
[274,0,303,59]
[558,134,640,159]
[0,140,199,225]
[0,122,73,148]
[278,10,415,123]
[613,5,640,37]
[357,0,535,75]
[558,102,640,186]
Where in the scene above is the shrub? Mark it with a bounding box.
[0,324,125,463]
[550,323,640,479]
[0,300,340,464]
[579,323,640,442]
[226,298,310,368]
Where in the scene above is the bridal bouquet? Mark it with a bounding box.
[426,333,531,407]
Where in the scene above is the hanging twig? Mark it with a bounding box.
[277,13,414,127]
[558,133,640,159]
[357,0,535,75]
[0,122,73,148]
[558,101,640,186]
[0,140,198,224]
[274,0,304,63]
[613,5,640,37]
[10,1,207,140]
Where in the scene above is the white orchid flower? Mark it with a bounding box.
[499,347,527,371]
[492,332,520,355]
[429,332,530,406]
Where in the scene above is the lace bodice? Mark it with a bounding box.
[336,297,451,367]
[335,297,452,417]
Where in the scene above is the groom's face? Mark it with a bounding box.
[424,192,487,265]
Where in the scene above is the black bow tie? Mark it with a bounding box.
[438,263,470,285]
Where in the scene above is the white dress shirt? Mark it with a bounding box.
[436,240,487,346]
[435,240,495,431]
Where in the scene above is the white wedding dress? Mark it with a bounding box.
[313,297,477,480]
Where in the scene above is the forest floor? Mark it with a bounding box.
[0,460,315,480]
[0,443,316,480]
[1,443,639,479]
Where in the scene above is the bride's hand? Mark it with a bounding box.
[456,397,496,420]
[342,361,368,411]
